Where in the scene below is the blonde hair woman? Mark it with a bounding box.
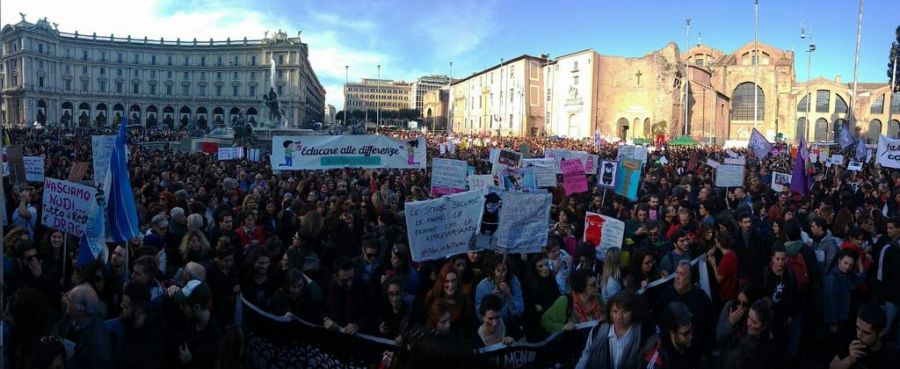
[179,230,212,263]
[600,248,623,303]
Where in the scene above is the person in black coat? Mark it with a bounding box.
[523,254,561,341]
[656,260,715,357]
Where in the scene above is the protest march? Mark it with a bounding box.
[3,123,900,369]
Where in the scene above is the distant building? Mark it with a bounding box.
[450,55,548,136]
[323,104,335,123]
[409,75,449,113]
[344,78,411,123]
[0,17,325,128]
[422,87,448,130]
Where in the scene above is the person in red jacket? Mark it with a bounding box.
[235,211,265,250]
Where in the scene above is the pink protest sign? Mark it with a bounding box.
[561,159,588,196]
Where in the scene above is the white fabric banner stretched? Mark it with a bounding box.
[271,135,427,170]
[91,135,116,185]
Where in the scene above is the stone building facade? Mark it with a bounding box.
[449,54,547,137]
[409,75,449,112]
[0,17,325,128]
[344,78,411,115]
[421,88,448,131]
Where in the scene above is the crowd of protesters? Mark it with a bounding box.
[2,125,900,369]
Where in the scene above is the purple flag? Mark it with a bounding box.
[748,128,772,159]
[791,139,812,195]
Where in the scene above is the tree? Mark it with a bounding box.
[890,25,900,91]
[335,110,345,123]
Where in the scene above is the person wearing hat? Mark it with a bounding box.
[174,280,221,369]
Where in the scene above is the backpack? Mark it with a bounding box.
[786,253,809,290]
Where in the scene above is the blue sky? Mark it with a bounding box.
[3,0,899,110]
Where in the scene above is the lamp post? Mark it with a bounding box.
[344,65,348,125]
[377,64,381,129]
[684,18,691,136]
[801,25,814,142]
[447,61,453,132]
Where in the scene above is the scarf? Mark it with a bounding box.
[573,293,603,323]
[585,322,643,369]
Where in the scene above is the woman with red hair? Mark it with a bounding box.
[424,262,476,336]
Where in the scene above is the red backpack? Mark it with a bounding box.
[786,253,809,290]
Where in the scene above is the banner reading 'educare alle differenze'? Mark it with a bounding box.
[271,135,427,170]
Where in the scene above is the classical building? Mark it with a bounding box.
[421,87,448,131]
[456,40,899,143]
[344,78,411,119]
[0,17,325,128]
[450,54,547,136]
[323,104,335,123]
[409,75,449,112]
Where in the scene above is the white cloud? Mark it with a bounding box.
[0,0,387,110]
[413,0,499,58]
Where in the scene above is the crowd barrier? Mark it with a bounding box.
[236,255,710,369]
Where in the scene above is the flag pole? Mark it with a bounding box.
[0,122,6,363]
[849,0,864,132]
[753,0,759,131]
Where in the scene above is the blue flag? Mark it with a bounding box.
[856,137,867,160]
[105,119,139,242]
[77,119,139,267]
[839,123,853,149]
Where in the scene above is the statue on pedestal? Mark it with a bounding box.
[263,87,283,124]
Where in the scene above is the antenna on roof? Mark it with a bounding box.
[697,32,702,47]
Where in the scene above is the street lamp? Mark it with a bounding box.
[344,65,349,125]
[801,25,815,143]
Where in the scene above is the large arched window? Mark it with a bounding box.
[797,94,810,112]
[731,82,764,121]
[796,117,807,142]
[835,95,848,113]
[814,118,828,141]
[892,92,900,114]
[891,120,900,138]
[868,119,882,143]
[616,117,629,139]
[816,90,831,113]
[871,94,885,114]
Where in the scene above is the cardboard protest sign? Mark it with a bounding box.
[6,145,25,185]
[561,159,588,196]
[831,155,844,166]
[847,161,863,171]
[493,191,552,254]
[431,158,468,196]
[404,190,484,262]
[522,158,556,188]
[68,162,90,183]
[24,156,44,182]
[497,149,522,168]
[41,178,97,236]
[724,156,746,165]
[597,160,618,189]
[218,147,244,160]
[706,159,720,168]
[91,135,116,185]
[771,172,792,192]
[467,175,494,193]
[715,164,745,187]
[501,167,537,191]
[614,159,642,201]
[632,146,648,163]
[584,212,625,259]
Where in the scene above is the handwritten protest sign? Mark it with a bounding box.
[467,175,494,193]
[404,190,484,262]
[831,154,844,166]
[218,147,244,160]
[91,135,116,185]
[848,161,863,171]
[24,156,44,182]
[597,160,618,189]
[724,156,746,165]
[522,158,556,188]
[493,191,551,253]
[584,212,625,259]
[41,178,97,236]
[561,159,588,195]
[431,158,468,196]
[715,164,745,187]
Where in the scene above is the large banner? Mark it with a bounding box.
[92,135,117,185]
[404,190,484,262]
[431,158,468,196]
[271,135,426,170]
[876,135,900,169]
[494,191,551,254]
[41,178,96,236]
